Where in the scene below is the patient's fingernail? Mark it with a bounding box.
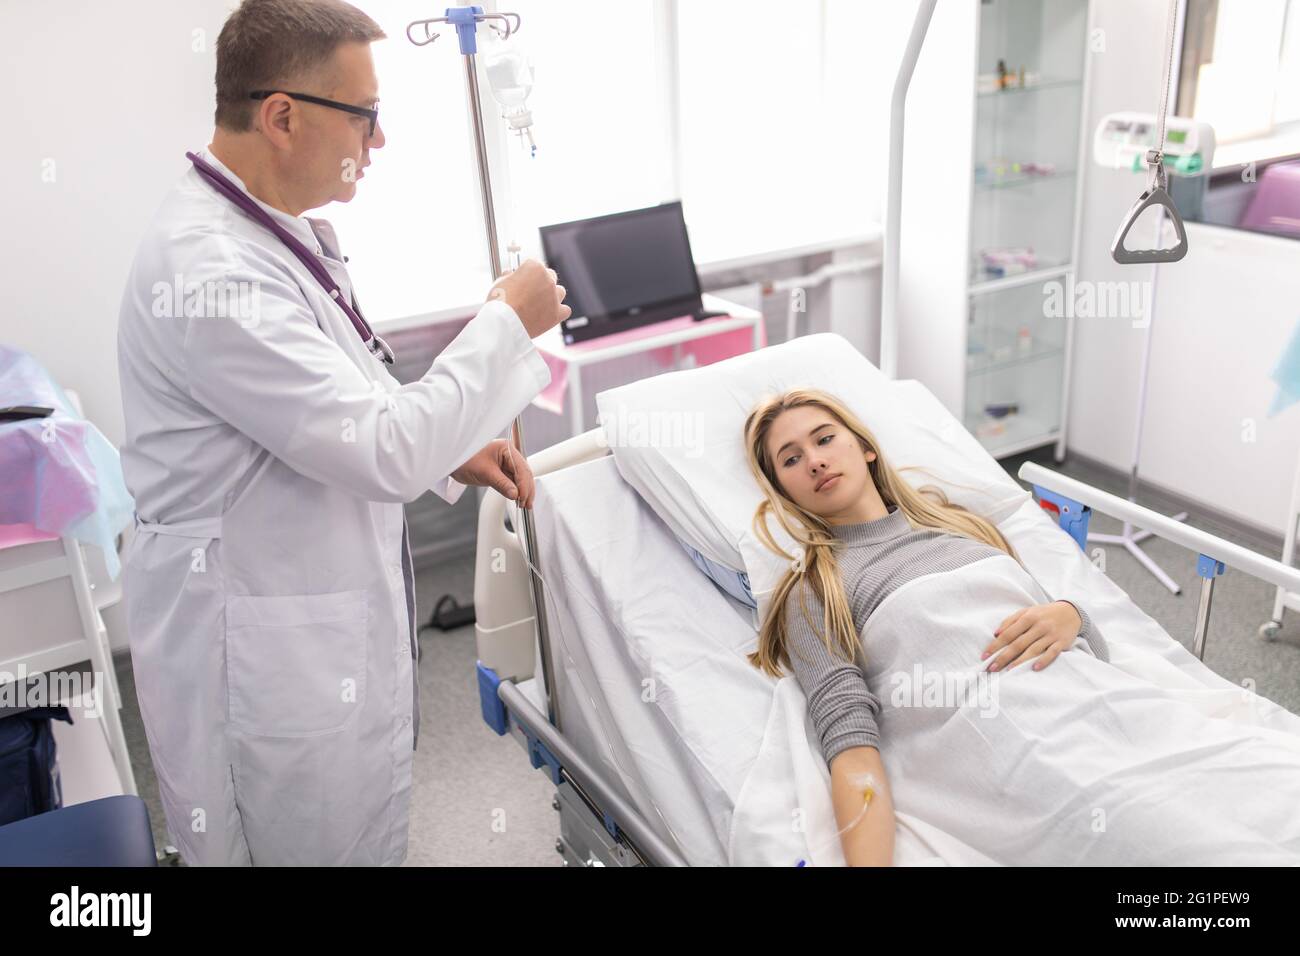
[980,651,988,659]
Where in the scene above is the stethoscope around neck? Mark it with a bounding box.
[185,151,395,365]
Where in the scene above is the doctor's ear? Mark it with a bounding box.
[258,95,296,143]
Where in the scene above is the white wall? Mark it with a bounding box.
[1,0,894,449]
[6,0,1297,540]
[1071,0,1300,537]
[2,1,239,447]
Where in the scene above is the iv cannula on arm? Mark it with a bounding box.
[829,748,895,866]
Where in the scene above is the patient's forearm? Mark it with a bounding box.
[830,746,895,866]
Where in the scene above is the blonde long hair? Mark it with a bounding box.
[744,388,1022,677]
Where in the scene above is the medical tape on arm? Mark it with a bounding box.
[799,771,879,865]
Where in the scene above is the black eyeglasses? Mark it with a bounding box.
[248,90,379,138]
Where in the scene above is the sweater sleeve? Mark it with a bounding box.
[1054,599,1110,663]
[782,580,883,765]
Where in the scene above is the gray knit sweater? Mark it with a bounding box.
[783,504,1109,766]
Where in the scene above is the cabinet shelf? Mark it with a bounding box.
[968,260,1072,294]
[976,76,1082,99]
[973,168,1076,190]
[969,416,1062,457]
[967,341,1065,376]
[895,0,1089,461]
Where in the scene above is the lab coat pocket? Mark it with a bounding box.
[225,589,369,737]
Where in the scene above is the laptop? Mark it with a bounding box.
[539,200,726,345]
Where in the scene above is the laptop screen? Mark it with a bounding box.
[541,201,702,342]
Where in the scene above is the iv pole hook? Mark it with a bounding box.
[1111,0,1188,265]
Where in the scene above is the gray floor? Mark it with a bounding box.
[112,445,1300,865]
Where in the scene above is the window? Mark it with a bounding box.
[676,0,912,263]
[1176,0,1300,168]
[334,0,897,325]
[327,3,494,325]
[495,0,675,256]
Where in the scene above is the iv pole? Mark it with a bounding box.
[407,6,560,730]
[1094,0,1192,595]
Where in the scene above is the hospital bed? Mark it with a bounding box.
[472,338,1300,867]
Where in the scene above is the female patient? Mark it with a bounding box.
[742,387,1300,867]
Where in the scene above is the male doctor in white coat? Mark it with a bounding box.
[117,0,568,865]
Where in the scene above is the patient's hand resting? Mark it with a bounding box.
[981,601,1085,673]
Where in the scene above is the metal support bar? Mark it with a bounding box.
[880,0,939,379]
[1019,463,1300,596]
[1192,554,1225,660]
[437,8,560,732]
[1023,462,1300,662]
[496,680,689,867]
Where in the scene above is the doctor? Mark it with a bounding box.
[117,0,568,865]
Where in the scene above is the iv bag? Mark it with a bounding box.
[480,26,534,128]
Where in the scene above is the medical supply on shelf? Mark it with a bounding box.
[977,64,1041,94]
[979,246,1037,277]
[974,159,1059,185]
[984,402,1020,419]
[975,415,1014,439]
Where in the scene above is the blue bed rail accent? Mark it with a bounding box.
[524,729,564,786]
[476,660,509,735]
[476,660,564,786]
[476,661,681,862]
[1031,484,1092,552]
[1197,554,1226,579]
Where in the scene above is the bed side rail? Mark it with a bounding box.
[476,663,689,867]
[1019,462,1300,659]
[473,427,610,682]
[473,428,690,865]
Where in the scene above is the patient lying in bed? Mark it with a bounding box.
[741,386,1300,867]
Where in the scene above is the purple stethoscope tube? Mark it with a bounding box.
[185,151,395,365]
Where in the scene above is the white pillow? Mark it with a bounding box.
[595,333,1029,622]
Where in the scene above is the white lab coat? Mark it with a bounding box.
[116,147,550,865]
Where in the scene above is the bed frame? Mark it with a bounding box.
[471,428,686,866]
[471,426,1300,867]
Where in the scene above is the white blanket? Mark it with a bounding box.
[531,453,1300,865]
[736,554,1300,866]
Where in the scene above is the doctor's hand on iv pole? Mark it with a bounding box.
[486,258,571,339]
[451,438,537,508]
[981,601,1085,673]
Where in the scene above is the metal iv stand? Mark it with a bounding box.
[406,7,560,730]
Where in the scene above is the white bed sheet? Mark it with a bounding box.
[526,382,1300,866]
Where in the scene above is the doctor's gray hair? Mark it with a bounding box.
[215,0,386,131]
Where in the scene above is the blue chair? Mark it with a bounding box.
[0,795,157,866]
